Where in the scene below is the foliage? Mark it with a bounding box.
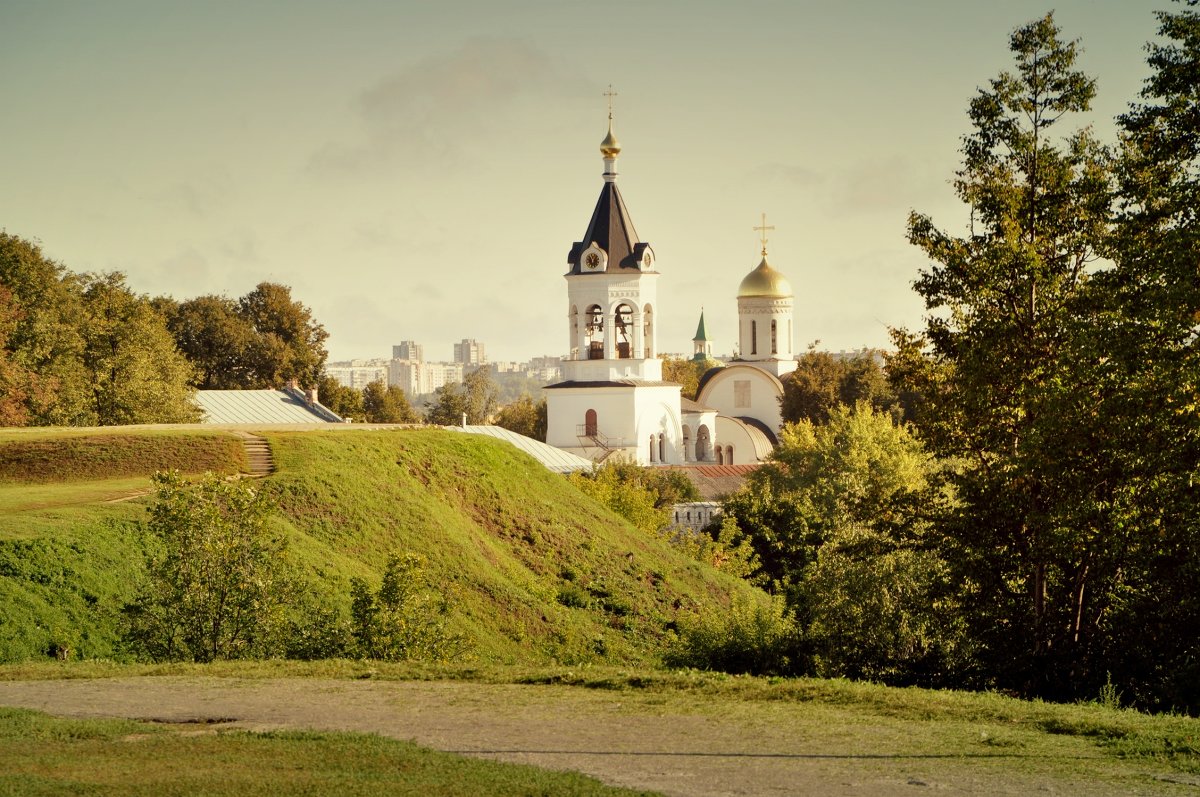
[494,394,547,441]
[77,273,200,425]
[567,461,699,535]
[362,379,420,423]
[425,366,500,425]
[0,286,48,426]
[660,355,719,400]
[780,347,902,425]
[675,515,758,580]
[892,12,1125,701]
[664,595,801,676]
[162,283,329,390]
[123,472,296,663]
[349,552,469,662]
[0,234,92,425]
[316,374,365,422]
[723,402,934,590]
[797,525,970,685]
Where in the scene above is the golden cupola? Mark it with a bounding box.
[600,118,621,159]
[738,255,793,298]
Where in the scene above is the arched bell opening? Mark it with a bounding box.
[696,424,711,462]
[586,304,604,360]
[614,303,634,359]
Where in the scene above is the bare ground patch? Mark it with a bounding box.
[0,677,1182,796]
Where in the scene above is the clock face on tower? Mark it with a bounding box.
[585,252,600,269]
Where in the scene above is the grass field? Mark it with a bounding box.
[0,706,654,797]
[0,426,761,665]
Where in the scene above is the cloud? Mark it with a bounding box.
[751,162,826,187]
[310,37,589,177]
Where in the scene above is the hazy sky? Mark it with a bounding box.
[1,1,1165,362]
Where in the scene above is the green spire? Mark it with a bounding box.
[692,309,710,342]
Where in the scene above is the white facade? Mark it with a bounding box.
[738,296,796,377]
[388,360,464,395]
[562,271,663,382]
[696,364,786,437]
[545,383,682,465]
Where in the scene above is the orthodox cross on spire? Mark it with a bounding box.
[603,84,618,119]
[753,212,775,256]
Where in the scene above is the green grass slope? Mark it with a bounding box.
[0,427,761,665]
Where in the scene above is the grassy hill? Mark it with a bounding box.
[0,426,761,664]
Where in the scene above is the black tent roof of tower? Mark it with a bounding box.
[566,182,654,275]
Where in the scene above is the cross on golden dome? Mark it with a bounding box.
[753,213,775,256]
[603,84,618,119]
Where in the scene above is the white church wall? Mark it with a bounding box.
[715,416,767,465]
[697,366,785,435]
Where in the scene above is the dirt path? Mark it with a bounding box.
[0,677,1187,796]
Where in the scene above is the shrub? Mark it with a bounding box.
[123,471,296,662]
[350,553,470,662]
[665,595,802,676]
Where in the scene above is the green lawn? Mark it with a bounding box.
[0,706,655,797]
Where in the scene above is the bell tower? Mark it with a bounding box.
[561,91,661,382]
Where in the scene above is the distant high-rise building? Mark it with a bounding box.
[392,341,423,362]
[453,338,485,366]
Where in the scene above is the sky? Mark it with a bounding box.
[0,1,1167,363]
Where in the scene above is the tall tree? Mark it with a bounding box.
[78,273,200,425]
[1095,0,1200,710]
[0,286,49,426]
[0,232,89,424]
[166,295,259,389]
[895,13,1114,698]
[238,282,329,388]
[426,366,499,426]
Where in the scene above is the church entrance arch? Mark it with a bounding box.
[696,424,711,462]
[584,409,597,437]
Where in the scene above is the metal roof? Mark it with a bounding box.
[449,425,593,474]
[196,389,343,425]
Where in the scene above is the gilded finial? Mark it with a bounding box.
[753,212,775,257]
[600,84,621,158]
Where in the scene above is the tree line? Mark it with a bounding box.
[701,4,1200,713]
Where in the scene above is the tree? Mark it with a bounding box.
[1091,0,1200,711]
[894,13,1116,698]
[362,379,420,423]
[723,402,936,592]
[123,472,295,662]
[77,273,200,425]
[166,295,259,389]
[0,286,49,426]
[0,232,90,425]
[238,282,329,388]
[495,394,547,441]
[660,355,718,400]
[316,374,365,422]
[426,366,498,425]
[780,348,900,425]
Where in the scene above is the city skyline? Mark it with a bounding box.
[1,1,1162,362]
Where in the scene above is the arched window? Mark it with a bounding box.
[726,445,734,464]
[750,320,758,355]
[696,424,711,461]
[570,305,579,358]
[586,304,604,360]
[615,303,634,359]
[681,425,691,462]
[649,435,656,463]
[771,320,778,354]
[716,447,724,465]
[643,304,654,358]
[584,409,597,437]
[658,433,665,463]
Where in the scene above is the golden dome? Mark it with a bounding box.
[737,256,793,298]
[600,119,621,158]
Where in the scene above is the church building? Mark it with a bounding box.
[544,104,797,467]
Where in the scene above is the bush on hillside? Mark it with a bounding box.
[123,471,297,662]
[349,552,470,662]
[665,595,803,676]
